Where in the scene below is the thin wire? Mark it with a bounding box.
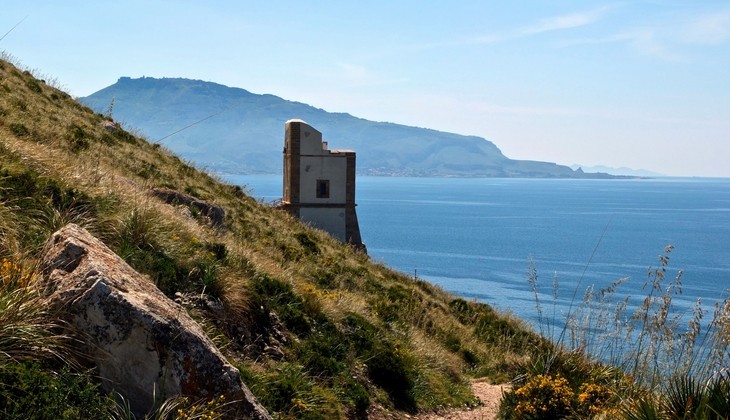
[0,16,28,43]
[155,110,226,144]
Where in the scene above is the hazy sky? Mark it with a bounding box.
[2,1,729,177]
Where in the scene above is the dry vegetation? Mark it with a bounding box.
[2,53,728,419]
[0,54,546,418]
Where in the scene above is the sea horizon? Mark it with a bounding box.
[224,174,730,335]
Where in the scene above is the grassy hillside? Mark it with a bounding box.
[4,55,729,419]
[0,55,550,418]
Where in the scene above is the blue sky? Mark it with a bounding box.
[2,1,729,177]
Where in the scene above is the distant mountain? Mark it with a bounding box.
[570,165,662,178]
[81,77,617,178]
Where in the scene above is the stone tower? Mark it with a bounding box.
[281,119,364,250]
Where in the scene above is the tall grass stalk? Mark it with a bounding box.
[0,258,71,365]
[527,244,730,416]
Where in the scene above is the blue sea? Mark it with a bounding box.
[225,175,730,328]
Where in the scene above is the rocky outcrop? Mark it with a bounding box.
[100,120,120,131]
[150,188,225,227]
[40,224,270,419]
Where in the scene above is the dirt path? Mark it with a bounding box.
[415,379,510,420]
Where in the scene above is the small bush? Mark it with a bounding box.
[25,79,42,93]
[0,168,99,250]
[154,394,227,420]
[134,160,160,179]
[65,124,90,152]
[576,382,613,417]
[474,312,540,350]
[339,377,370,416]
[251,274,313,336]
[0,362,115,419]
[372,285,421,323]
[113,208,197,295]
[116,207,160,252]
[342,312,378,352]
[9,122,29,137]
[295,232,320,255]
[298,323,348,380]
[10,97,26,111]
[193,258,221,297]
[205,241,228,260]
[248,363,340,419]
[513,374,574,419]
[314,270,337,289]
[366,340,418,412]
[111,128,137,144]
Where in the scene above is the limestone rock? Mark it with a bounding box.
[40,224,270,419]
[100,120,120,132]
[150,188,225,227]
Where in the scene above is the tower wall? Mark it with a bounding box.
[282,120,364,249]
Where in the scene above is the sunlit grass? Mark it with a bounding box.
[1,55,551,417]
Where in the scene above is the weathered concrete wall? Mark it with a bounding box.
[299,207,347,241]
[283,119,364,250]
[299,155,348,203]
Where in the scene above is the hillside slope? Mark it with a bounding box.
[80,77,609,178]
[0,57,547,417]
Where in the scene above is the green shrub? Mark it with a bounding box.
[314,270,337,289]
[111,128,138,144]
[341,312,378,352]
[115,207,160,253]
[251,274,316,336]
[9,122,29,137]
[248,363,341,419]
[365,340,417,412]
[115,241,191,297]
[372,284,421,323]
[25,79,42,93]
[0,261,69,364]
[295,232,320,255]
[65,124,90,152]
[205,241,228,260]
[10,97,27,111]
[112,208,201,296]
[337,376,369,417]
[704,374,730,419]
[0,362,115,419]
[133,159,160,179]
[298,323,348,380]
[0,168,99,250]
[474,312,541,351]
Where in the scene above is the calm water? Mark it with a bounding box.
[226,175,730,326]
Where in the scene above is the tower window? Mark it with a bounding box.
[316,179,330,198]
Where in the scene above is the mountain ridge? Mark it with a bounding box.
[81,77,623,179]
